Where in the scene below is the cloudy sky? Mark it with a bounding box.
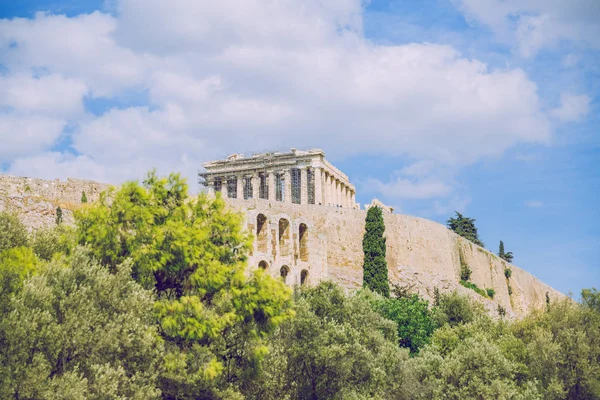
[0,0,598,295]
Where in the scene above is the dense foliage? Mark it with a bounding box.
[447,211,485,247]
[363,206,389,297]
[1,173,599,400]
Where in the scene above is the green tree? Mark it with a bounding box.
[81,190,88,203]
[498,240,514,263]
[370,291,437,354]
[249,282,409,399]
[0,212,29,253]
[55,206,62,225]
[447,211,484,247]
[362,206,389,297]
[75,171,294,397]
[31,225,77,261]
[0,246,39,315]
[581,287,599,313]
[0,249,163,399]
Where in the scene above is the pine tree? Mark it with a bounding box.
[81,191,87,203]
[362,206,389,297]
[55,206,62,225]
[446,211,484,247]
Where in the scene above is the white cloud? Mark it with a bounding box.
[0,73,87,118]
[454,0,600,56]
[551,92,591,122]
[0,0,564,188]
[0,114,65,161]
[525,200,544,208]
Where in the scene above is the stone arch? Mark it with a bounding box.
[300,269,309,286]
[258,260,268,270]
[278,218,290,256]
[280,265,290,284]
[299,223,308,261]
[256,214,268,253]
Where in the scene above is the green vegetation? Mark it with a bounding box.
[459,248,472,281]
[498,240,514,262]
[486,288,496,299]
[504,267,512,279]
[508,284,513,296]
[55,206,62,225]
[0,212,29,253]
[2,174,599,400]
[81,190,87,203]
[370,286,436,354]
[362,205,389,297]
[447,211,485,247]
[460,279,487,297]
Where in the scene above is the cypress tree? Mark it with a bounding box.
[81,190,88,203]
[55,206,62,226]
[498,240,514,263]
[498,240,505,258]
[362,206,389,297]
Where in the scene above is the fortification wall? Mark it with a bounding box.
[226,197,563,318]
[0,173,562,317]
[0,174,110,229]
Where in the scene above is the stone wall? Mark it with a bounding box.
[0,174,110,229]
[226,197,564,318]
[0,173,563,318]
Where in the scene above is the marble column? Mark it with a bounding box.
[268,171,276,201]
[284,169,292,203]
[206,179,215,195]
[222,176,228,198]
[351,191,356,208]
[300,167,308,205]
[327,174,333,206]
[251,172,259,199]
[236,175,244,199]
[314,167,322,205]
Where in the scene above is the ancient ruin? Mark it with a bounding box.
[0,150,565,318]
[199,148,358,208]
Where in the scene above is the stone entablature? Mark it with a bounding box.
[199,148,358,209]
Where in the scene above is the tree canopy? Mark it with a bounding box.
[447,211,485,247]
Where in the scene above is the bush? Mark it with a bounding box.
[504,267,512,279]
[486,288,496,299]
[459,251,472,281]
[460,280,486,297]
[433,290,484,327]
[0,212,29,253]
[508,285,513,296]
[370,291,436,354]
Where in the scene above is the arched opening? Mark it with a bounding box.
[256,214,268,253]
[280,265,290,284]
[278,218,290,256]
[258,260,268,270]
[300,269,309,286]
[299,223,308,262]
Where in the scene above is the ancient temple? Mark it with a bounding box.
[199,148,358,208]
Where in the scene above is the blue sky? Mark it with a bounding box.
[0,0,598,295]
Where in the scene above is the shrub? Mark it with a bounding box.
[459,250,472,281]
[81,191,88,203]
[0,212,29,253]
[508,285,513,296]
[460,280,486,297]
[486,288,496,299]
[504,267,512,279]
[497,304,506,317]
